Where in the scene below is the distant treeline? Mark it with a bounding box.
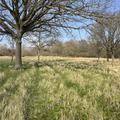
[0,39,120,58]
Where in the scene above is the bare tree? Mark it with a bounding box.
[90,38,103,62]
[28,31,57,62]
[90,14,120,62]
[0,0,112,69]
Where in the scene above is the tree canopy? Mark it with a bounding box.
[0,0,113,68]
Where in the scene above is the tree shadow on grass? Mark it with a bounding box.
[64,79,94,98]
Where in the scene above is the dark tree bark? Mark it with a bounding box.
[15,39,22,69]
[106,54,110,62]
[111,46,115,66]
[106,48,111,62]
[10,54,14,64]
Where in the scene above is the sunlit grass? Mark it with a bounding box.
[0,56,120,120]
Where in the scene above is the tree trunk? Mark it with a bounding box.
[107,56,109,62]
[111,53,114,66]
[37,50,40,63]
[110,45,115,66]
[15,40,22,69]
[106,52,110,62]
[111,47,115,66]
[10,54,14,64]
[97,56,100,62]
[106,48,110,62]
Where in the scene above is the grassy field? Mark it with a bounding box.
[0,56,120,120]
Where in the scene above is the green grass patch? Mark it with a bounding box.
[0,58,120,120]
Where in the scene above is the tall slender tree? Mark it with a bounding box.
[28,31,58,62]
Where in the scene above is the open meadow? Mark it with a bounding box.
[0,56,120,120]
